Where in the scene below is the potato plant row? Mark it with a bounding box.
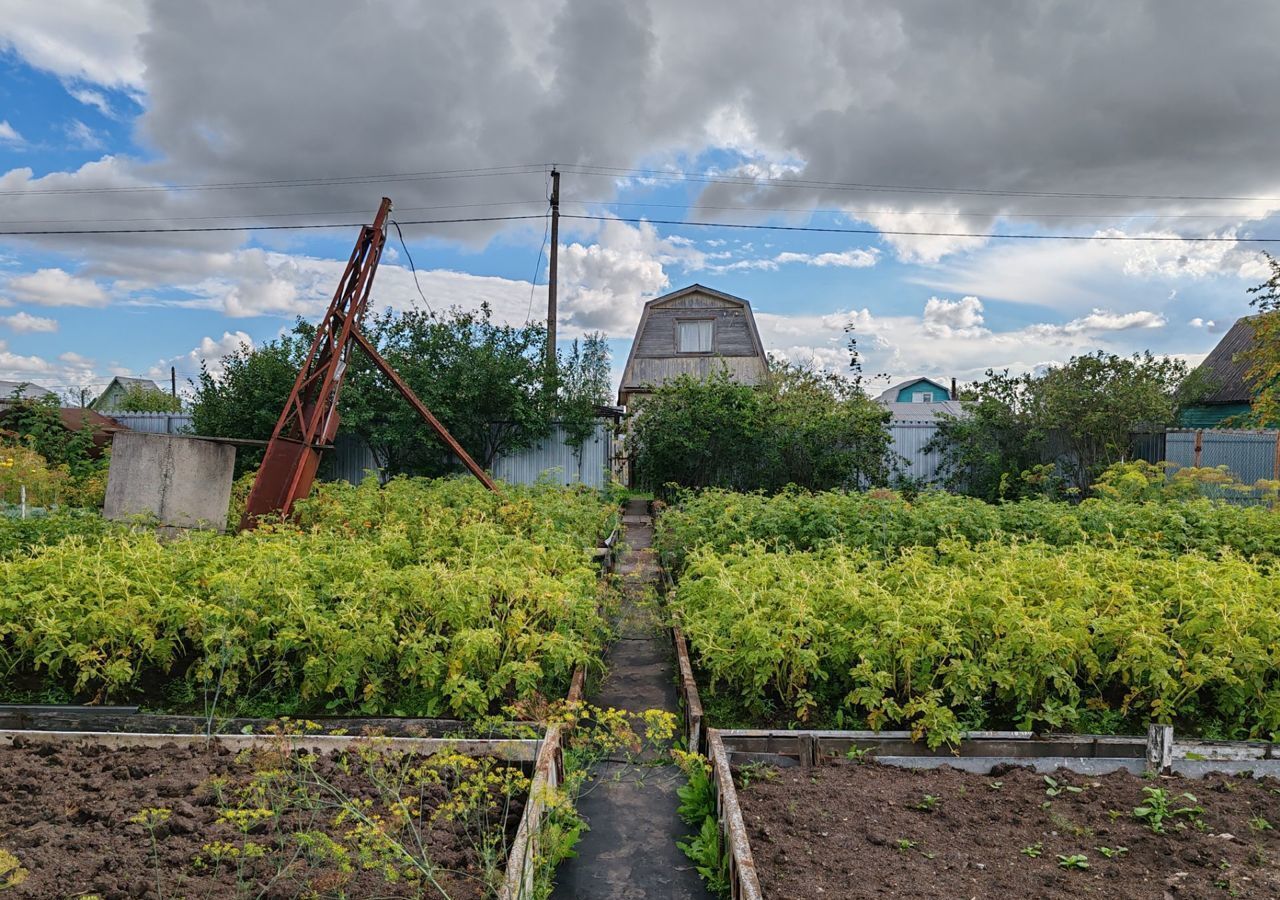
[656,487,1280,571]
[670,539,1280,746]
[0,477,616,718]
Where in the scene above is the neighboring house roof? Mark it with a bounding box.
[876,377,952,403]
[0,406,126,453]
[880,400,970,422]
[0,380,56,401]
[618,283,770,404]
[1190,316,1259,405]
[91,376,164,410]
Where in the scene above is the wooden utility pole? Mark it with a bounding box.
[546,168,560,377]
[170,366,177,399]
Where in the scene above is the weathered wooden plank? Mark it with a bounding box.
[708,730,765,900]
[671,626,704,753]
[0,729,541,760]
[0,709,533,738]
[500,724,565,900]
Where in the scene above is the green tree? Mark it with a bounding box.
[190,306,612,479]
[556,334,613,454]
[933,352,1206,499]
[930,369,1039,501]
[114,383,183,413]
[627,362,892,493]
[189,331,309,475]
[342,304,554,474]
[1241,252,1280,426]
[1032,351,1199,492]
[0,394,100,477]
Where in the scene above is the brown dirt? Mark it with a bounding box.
[0,738,526,899]
[737,762,1280,899]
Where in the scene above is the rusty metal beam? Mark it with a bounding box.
[239,197,498,530]
[349,329,500,493]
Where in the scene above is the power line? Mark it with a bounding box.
[0,214,548,236]
[391,220,433,314]
[0,163,549,197]
[558,163,1280,204]
[563,214,1279,242]
[0,199,548,226]
[562,197,1280,221]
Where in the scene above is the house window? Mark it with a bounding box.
[912,391,930,403]
[677,319,713,353]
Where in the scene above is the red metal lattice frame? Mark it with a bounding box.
[239,197,497,530]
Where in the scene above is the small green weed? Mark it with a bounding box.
[1132,787,1204,834]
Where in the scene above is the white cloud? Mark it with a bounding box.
[1026,308,1166,338]
[557,218,702,334]
[755,294,1179,390]
[58,351,94,366]
[68,87,114,118]
[148,331,253,382]
[774,248,879,268]
[0,0,147,88]
[64,119,105,150]
[922,296,987,338]
[1,311,58,333]
[0,339,53,379]
[857,209,990,264]
[4,268,109,307]
[715,246,879,272]
[0,121,23,145]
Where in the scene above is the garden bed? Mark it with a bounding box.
[0,730,553,899]
[736,761,1280,899]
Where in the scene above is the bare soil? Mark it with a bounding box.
[737,761,1280,899]
[0,738,526,899]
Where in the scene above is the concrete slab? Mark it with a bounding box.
[104,432,235,532]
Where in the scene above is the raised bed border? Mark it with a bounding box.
[707,724,1280,900]
[0,726,561,900]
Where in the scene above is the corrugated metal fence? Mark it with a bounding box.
[107,414,615,488]
[889,419,946,484]
[492,421,615,489]
[109,412,193,434]
[1165,429,1280,483]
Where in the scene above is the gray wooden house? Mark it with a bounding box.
[617,284,769,407]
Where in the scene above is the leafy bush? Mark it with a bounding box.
[671,540,1280,745]
[656,486,1280,572]
[627,364,892,496]
[0,477,614,717]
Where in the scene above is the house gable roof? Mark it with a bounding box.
[0,380,55,401]
[1192,316,1259,405]
[91,376,164,409]
[618,284,769,400]
[876,377,951,403]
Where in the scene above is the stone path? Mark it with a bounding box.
[551,499,710,899]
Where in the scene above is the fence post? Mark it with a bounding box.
[1146,723,1174,775]
[1193,430,1203,468]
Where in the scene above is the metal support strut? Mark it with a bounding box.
[239,197,498,531]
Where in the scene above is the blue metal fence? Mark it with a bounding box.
[1165,429,1279,484]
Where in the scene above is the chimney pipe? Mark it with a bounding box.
[950,377,958,400]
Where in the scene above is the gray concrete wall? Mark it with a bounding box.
[104,432,236,531]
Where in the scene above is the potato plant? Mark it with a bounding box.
[0,477,615,718]
[671,539,1280,746]
[656,487,1280,572]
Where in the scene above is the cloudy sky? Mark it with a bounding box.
[1,0,1277,400]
